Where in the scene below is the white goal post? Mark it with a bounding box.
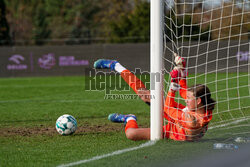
[150,0,164,140]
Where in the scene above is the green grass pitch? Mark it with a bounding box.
[0,73,249,167]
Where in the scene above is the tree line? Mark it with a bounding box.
[0,0,249,46]
[0,0,150,45]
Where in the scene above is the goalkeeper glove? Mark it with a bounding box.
[170,67,188,83]
[170,67,181,83]
[174,52,186,69]
[172,53,188,80]
[169,82,181,92]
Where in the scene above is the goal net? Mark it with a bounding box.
[163,0,250,140]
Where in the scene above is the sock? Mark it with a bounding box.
[126,117,136,122]
[114,63,126,73]
[120,70,146,94]
[125,119,138,132]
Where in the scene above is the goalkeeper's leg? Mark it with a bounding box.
[94,59,150,105]
[125,127,150,141]
[108,113,150,140]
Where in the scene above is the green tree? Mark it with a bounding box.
[95,0,133,41]
[4,0,151,45]
[32,2,51,45]
[43,0,70,41]
[4,0,40,45]
[66,0,101,44]
[0,0,11,45]
[108,0,150,43]
[127,0,150,42]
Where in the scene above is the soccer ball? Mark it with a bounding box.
[56,114,77,135]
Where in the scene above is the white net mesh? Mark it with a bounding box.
[163,0,250,139]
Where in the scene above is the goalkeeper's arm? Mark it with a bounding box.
[137,88,151,105]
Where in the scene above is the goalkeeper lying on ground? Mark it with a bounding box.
[94,54,215,141]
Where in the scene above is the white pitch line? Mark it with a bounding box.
[0,99,107,103]
[0,84,84,88]
[57,117,250,167]
[0,97,244,104]
[208,118,249,130]
[57,141,156,167]
[0,98,139,104]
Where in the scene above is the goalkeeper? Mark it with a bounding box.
[94,54,215,141]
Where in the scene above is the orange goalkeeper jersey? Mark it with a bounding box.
[163,79,213,141]
[119,70,212,141]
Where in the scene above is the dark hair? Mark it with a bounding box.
[188,84,216,111]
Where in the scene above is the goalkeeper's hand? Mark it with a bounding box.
[169,67,188,92]
[137,88,151,106]
[174,52,186,69]
[169,68,181,92]
[171,53,188,81]
[169,82,181,92]
[170,67,187,82]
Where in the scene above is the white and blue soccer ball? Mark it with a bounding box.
[56,114,77,135]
